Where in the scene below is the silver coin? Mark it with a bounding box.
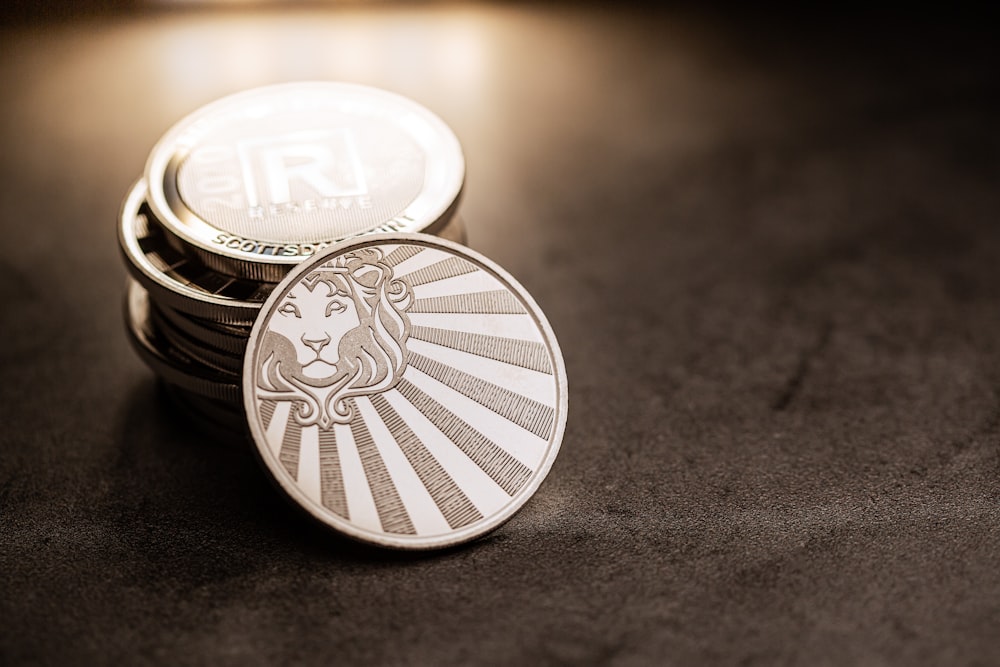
[148,304,244,376]
[150,302,250,356]
[119,180,269,326]
[243,234,567,549]
[145,82,465,281]
[125,279,242,404]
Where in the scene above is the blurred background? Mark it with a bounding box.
[1,2,999,666]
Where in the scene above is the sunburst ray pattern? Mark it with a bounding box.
[248,240,565,547]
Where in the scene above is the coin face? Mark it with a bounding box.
[243,234,567,549]
[146,82,465,281]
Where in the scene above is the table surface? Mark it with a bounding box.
[1,5,998,665]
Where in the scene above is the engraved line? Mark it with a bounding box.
[135,213,151,235]
[395,379,532,496]
[369,394,483,529]
[196,271,235,294]
[265,400,291,460]
[384,245,422,267]
[349,401,416,535]
[139,243,187,274]
[143,250,173,273]
[212,277,236,296]
[179,277,200,291]
[318,428,349,519]
[410,325,553,374]
[400,257,477,287]
[409,353,556,440]
[409,291,526,315]
[280,415,302,481]
[260,399,277,431]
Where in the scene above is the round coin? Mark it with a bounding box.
[150,302,250,356]
[119,180,269,326]
[149,304,244,376]
[243,234,567,549]
[125,279,242,404]
[145,82,465,281]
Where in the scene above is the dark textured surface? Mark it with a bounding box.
[2,5,999,665]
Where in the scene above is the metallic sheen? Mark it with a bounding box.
[119,180,269,326]
[243,234,567,549]
[145,82,465,281]
[125,279,242,404]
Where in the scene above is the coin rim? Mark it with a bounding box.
[149,304,244,375]
[151,302,250,355]
[125,279,242,404]
[120,179,266,325]
[242,233,568,550]
[145,82,466,278]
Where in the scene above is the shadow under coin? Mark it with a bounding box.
[109,379,458,591]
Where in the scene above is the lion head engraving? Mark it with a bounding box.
[255,247,412,429]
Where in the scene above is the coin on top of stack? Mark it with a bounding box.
[145,81,466,281]
[120,82,467,428]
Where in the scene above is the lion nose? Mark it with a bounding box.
[301,333,331,354]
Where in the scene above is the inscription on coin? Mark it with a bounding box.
[175,118,424,243]
[244,235,567,549]
[145,83,465,280]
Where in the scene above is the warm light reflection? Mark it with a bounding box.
[147,10,492,115]
[150,0,377,4]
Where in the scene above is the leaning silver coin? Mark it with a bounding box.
[145,82,465,282]
[243,234,567,549]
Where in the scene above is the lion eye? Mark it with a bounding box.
[326,299,347,316]
[278,302,301,318]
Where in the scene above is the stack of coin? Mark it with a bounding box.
[119,82,466,431]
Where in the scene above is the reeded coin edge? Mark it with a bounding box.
[151,302,249,355]
[145,82,466,276]
[149,304,244,375]
[155,195,464,283]
[242,233,568,550]
[125,279,242,404]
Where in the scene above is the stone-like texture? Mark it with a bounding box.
[1,6,998,666]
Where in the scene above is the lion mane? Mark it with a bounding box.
[255,247,413,429]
